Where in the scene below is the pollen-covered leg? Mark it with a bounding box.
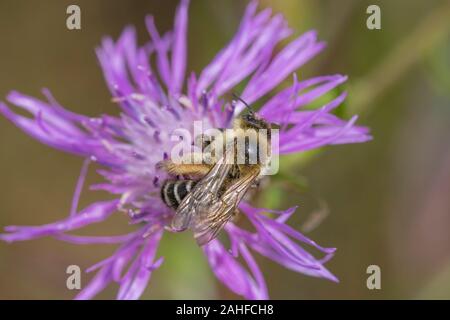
[157,151,212,176]
[157,161,211,176]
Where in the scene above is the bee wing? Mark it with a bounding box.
[171,148,234,232]
[192,165,261,246]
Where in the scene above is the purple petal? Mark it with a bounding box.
[227,203,338,282]
[172,0,190,93]
[237,243,268,299]
[54,233,135,245]
[0,92,117,161]
[280,92,347,137]
[70,158,91,217]
[203,239,268,299]
[259,75,348,117]
[211,13,291,97]
[96,27,170,107]
[75,264,112,300]
[196,1,259,95]
[117,230,163,300]
[146,16,173,92]
[0,200,119,242]
[240,31,326,112]
[280,115,364,153]
[76,226,163,300]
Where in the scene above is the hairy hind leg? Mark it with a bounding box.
[157,152,212,176]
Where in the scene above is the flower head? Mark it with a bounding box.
[0,0,371,299]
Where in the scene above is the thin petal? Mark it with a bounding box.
[70,158,91,217]
[75,265,112,300]
[240,31,326,112]
[203,239,267,299]
[145,16,173,92]
[54,233,135,245]
[172,0,190,93]
[259,75,348,117]
[0,200,119,242]
[280,115,361,153]
[229,203,338,282]
[117,229,163,300]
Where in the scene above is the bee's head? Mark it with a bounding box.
[241,112,271,130]
[232,94,272,131]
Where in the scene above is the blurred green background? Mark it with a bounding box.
[0,0,450,299]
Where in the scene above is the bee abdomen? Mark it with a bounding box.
[161,180,197,210]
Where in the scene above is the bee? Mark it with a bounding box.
[159,97,273,245]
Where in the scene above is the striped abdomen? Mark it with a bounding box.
[161,180,197,210]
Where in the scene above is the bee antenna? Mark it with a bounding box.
[232,93,254,114]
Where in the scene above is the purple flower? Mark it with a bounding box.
[0,0,371,300]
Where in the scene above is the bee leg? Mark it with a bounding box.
[157,161,211,176]
[157,152,212,177]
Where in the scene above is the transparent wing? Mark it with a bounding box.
[171,148,234,232]
[192,166,260,246]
